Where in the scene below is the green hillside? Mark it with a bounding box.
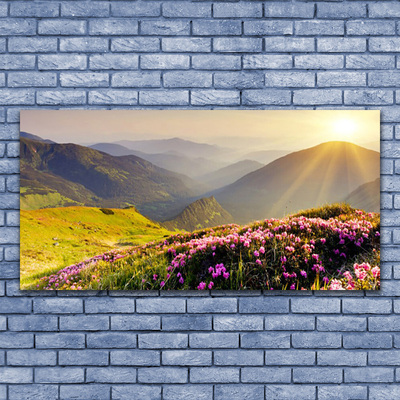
[20,137,198,220]
[20,206,172,288]
[163,196,234,232]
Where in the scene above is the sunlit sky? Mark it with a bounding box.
[21,110,380,152]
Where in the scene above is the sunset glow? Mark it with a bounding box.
[21,110,380,152]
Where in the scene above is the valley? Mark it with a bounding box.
[20,132,381,289]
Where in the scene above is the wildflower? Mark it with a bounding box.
[372,266,380,278]
[179,277,184,284]
[208,282,214,289]
[254,250,259,257]
[300,270,307,278]
[259,246,265,254]
[329,279,344,290]
[290,283,296,290]
[153,274,158,281]
[160,281,165,288]
[197,282,206,290]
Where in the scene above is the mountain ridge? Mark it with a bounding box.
[214,141,380,223]
[20,137,199,220]
[163,196,234,232]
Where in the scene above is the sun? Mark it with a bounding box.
[332,117,358,140]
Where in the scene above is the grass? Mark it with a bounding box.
[20,206,171,289]
[30,203,380,291]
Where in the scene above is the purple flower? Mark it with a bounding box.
[197,282,206,290]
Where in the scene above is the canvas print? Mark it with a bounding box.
[20,110,380,291]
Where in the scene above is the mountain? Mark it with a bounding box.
[345,178,380,213]
[20,137,200,220]
[20,131,55,144]
[198,159,264,190]
[214,141,380,223]
[115,137,231,160]
[90,142,228,180]
[163,196,234,232]
[90,142,138,157]
[237,150,289,164]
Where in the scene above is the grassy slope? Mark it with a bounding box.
[33,203,380,291]
[20,206,172,288]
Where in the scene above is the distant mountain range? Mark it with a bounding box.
[198,159,264,190]
[90,142,228,180]
[115,137,230,160]
[21,133,381,228]
[214,141,380,223]
[163,196,234,232]
[236,150,289,165]
[20,137,201,220]
[345,178,380,213]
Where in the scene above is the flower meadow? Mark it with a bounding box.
[35,204,380,291]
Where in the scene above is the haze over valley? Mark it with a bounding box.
[19,110,381,290]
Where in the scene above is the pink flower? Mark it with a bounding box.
[329,279,344,290]
[153,274,158,281]
[300,270,307,278]
[254,250,259,257]
[179,277,184,284]
[259,246,265,254]
[290,284,296,290]
[160,281,165,287]
[208,282,214,289]
[372,266,380,278]
[197,282,206,290]
[355,268,367,280]
[256,259,262,265]
[320,238,326,244]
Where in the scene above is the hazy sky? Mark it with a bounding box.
[21,110,380,152]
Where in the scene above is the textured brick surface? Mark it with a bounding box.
[0,1,398,398]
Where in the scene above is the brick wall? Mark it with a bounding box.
[1,1,400,399]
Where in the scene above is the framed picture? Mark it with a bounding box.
[20,110,380,291]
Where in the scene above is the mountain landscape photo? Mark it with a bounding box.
[20,110,381,291]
